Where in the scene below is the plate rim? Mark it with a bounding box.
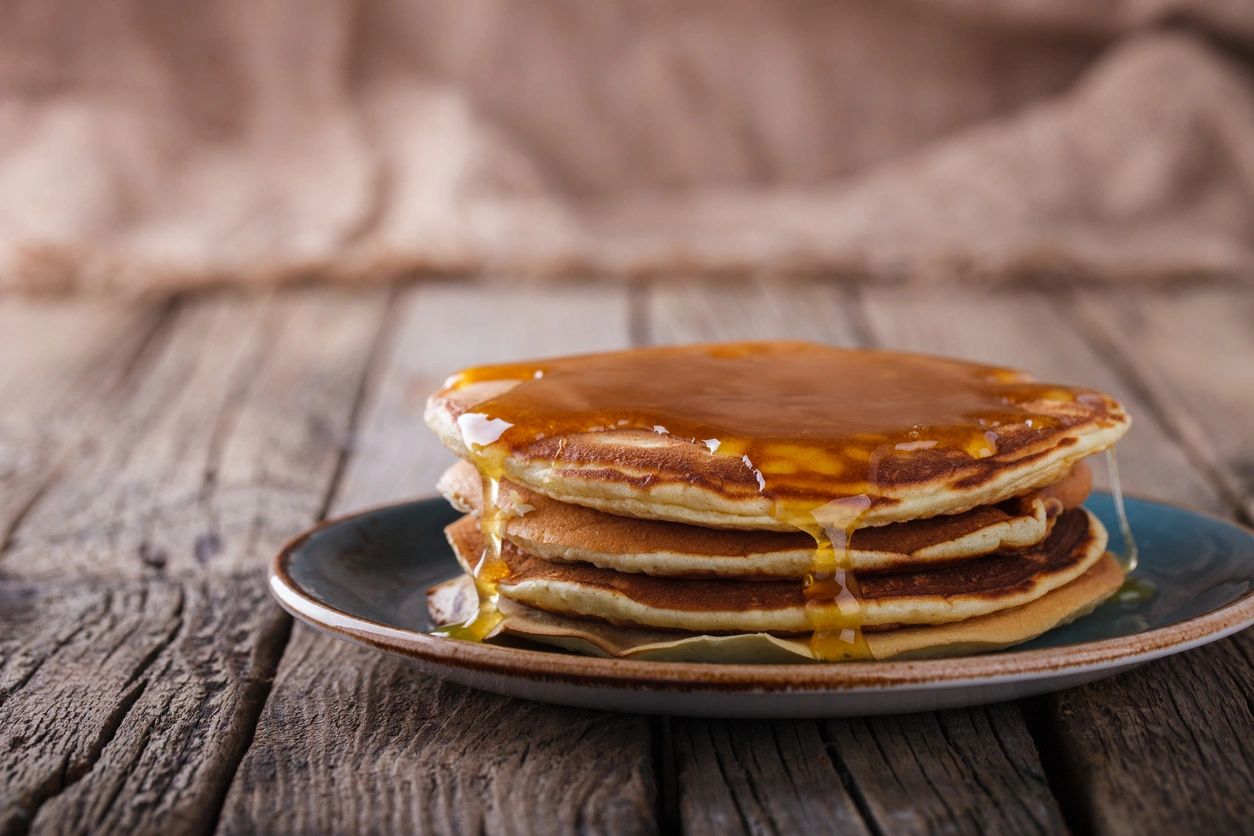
[270,493,1254,694]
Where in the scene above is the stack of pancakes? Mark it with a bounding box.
[424,342,1131,663]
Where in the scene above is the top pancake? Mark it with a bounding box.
[426,342,1130,530]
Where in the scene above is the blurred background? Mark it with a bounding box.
[2,0,1253,294]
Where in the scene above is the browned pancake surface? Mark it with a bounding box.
[445,508,1096,615]
[440,459,1091,573]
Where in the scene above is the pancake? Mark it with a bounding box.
[438,459,1093,576]
[426,342,1132,663]
[427,556,1125,662]
[444,508,1109,632]
[425,343,1130,531]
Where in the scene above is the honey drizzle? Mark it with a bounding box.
[794,495,873,660]
[1103,446,1155,605]
[438,343,1118,660]
[1103,447,1138,573]
[435,443,510,641]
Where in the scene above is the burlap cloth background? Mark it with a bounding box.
[3,1,1253,294]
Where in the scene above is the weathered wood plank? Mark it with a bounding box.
[825,707,1065,835]
[1053,286,1254,836]
[2,289,389,580]
[671,720,869,835]
[1042,628,1253,836]
[219,283,660,836]
[857,284,1253,836]
[1069,287,1254,521]
[646,280,868,347]
[1,579,182,835]
[5,280,1247,836]
[221,637,657,836]
[648,281,1067,836]
[0,288,390,835]
[2,577,288,836]
[0,298,169,551]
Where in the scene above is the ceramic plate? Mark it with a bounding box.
[270,494,1254,718]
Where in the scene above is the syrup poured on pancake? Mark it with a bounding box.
[434,447,510,642]
[1103,446,1157,605]
[441,341,1125,660]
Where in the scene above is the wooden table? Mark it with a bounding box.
[2,280,1251,835]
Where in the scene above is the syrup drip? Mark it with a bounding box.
[1104,447,1155,605]
[1103,448,1138,572]
[800,495,873,660]
[437,343,1121,660]
[435,443,510,641]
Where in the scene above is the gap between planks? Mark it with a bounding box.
[1,287,395,835]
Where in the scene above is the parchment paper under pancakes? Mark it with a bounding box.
[428,556,1125,662]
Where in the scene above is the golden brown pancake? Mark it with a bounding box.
[444,508,1108,632]
[428,556,1125,662]
[439,459,1093,576]
[426,343,1130,530]
[426,342,1131,662]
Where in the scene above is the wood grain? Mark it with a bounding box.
[1,578,288,836]
[1041,629,1254,836]
[0,298,170,554]
[2,289,391,580]
[646,280,869,348]
[825,707,1067,835]
[219,284,660,836]
[1069,287,1254,521]
[647,281,1069,836]
[221,635,657,836]
[671,719,870,835]
[0,288,390,835]
[1,579,182,835]
[857,284,1254,835]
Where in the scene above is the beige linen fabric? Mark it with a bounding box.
[1,0,1252,293]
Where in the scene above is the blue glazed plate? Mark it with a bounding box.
[271,494,1254,718]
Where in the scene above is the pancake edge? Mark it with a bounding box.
[446,510,1111,632]
[426,384,1128,530]
[438,459,1060,576]
[431,555,1125,662]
